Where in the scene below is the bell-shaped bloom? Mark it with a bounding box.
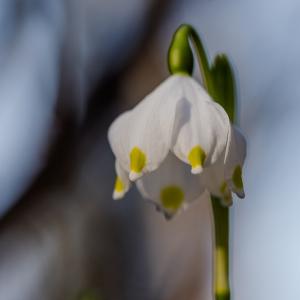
[108,74,246,216]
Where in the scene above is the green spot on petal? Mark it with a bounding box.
[160,185,184,212]
[130,147,146,174]
[232,165,243,190]
[188,145,206,169]
[114,176,124,192]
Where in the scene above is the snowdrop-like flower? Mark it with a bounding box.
[108,74,246,216]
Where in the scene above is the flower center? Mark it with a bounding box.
[160,185,184,212]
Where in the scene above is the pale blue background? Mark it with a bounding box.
[0,0,299,299]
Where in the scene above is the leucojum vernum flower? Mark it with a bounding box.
[108,24,246,300]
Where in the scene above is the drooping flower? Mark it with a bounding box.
[108,74,246,217]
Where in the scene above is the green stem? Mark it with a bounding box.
[187,24,232,299]
[186,24,232,299]
[168,24,233,300]
[211,197,230,300]
[187,25,214,95]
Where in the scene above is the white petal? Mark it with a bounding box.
[171,76,231,174]
[224,125,247,198]
[202,159,224,196]
[136,153,207,218]
[109,75,185,180]
[108,111,132,172]
[201,158,233,206]
[112,160,131,200]
[202,125,246,203]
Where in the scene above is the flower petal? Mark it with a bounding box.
[201,125,246,204]
[108,111,132,172]
[136,153,207,218]
[171,76,231,174]
[113,160,131,200]
[224,125,247,198]
[128,76,187,180]
[109,75,185,181]
[201,158,233,206]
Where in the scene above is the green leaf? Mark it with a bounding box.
[210,54,236,122]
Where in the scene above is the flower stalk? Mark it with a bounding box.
[169,24,237,300]
[212,198,230,300]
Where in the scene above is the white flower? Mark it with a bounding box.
[108,74,246,216]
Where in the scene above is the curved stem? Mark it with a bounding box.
[187,25,214,95]
[168,24,233,300]
[211,197,230,300]
[185,23,233,300]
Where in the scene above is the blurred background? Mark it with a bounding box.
[0,0,299,299]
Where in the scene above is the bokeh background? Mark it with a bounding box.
[0,0,299,299]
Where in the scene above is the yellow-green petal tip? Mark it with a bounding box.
[188,145,206,173]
